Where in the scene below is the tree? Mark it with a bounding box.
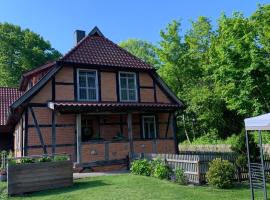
[0,23,61,87]
[208,12,270,119]
[119,39,160,69]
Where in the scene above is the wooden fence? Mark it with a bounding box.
[131,152,270,184]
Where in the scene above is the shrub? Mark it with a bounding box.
[20,157,35,164]
[206,158,235,188]
[38,156,52,162]
[174,167,188,185]
[231,130,260,168]
[150,158,163,175]
[131,159,151,176]
[53,155,69,162]
[151,159,171,179]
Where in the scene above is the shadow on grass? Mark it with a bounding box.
[18,179,109,198]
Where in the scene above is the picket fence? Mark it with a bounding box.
[131,152,270,184]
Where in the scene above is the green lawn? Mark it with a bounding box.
[0,174,267,200]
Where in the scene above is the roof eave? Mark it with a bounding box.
[56,60,155,72]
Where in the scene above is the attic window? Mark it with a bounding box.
[77,69,98,101]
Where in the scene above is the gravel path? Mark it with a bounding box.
[73,169,129,179]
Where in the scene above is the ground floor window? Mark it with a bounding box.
[81,115,100,141]
[142,116,157,139]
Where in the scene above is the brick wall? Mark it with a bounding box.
[156,85,171,103]
[55,67,74,83]
[139,72,153,87]
[30,81,52,103]
[80,139,176,164]
[101,72,117,101]
[55,85,74,101]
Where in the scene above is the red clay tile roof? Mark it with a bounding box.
[19,61,56,91]
[0,87,23,125]
[59,35,153,70]
[49,102,181,112]
[22,61,55,78]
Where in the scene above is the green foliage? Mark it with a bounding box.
[119,39,160,69]
[231,130,260,167]
[53,155,69,162]
[38,156,52,162]
[0,23,61,87]
[206,158,235,188]
[20,157,35,164]
[130,159,152,176]
[174,167,188,185]
[189,129,220,144]
[150,158,172,179]
[155,5,270,142]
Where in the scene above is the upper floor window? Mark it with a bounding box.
[77,69,98,101]
[119,72,137,102]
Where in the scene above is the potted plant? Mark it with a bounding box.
[0,168,7,182]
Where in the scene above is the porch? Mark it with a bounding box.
[48,102,179,168]
[75,112,177,168]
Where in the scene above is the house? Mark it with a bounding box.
[5,27,184,170]
[0,87,22,151]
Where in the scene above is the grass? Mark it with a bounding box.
[0,174,268,200]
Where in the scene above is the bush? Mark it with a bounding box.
[53,155,69,162]
[206,158,235,188]
[151,159,171,179]
[38,156,52,162]
[231,130,260,168]
[131,159,151,176]
[174,167,188,185]
[20,157,35,164]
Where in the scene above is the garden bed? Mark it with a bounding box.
[7,155,73,195]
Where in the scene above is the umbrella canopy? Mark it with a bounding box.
[244,113,270,131]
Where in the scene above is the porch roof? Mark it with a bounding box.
[48,101,181,113]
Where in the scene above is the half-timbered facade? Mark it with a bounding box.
[6,27,183,170]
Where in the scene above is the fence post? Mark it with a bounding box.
[237,167,242,183]
[126,155,130,170]
[197,161,201,184]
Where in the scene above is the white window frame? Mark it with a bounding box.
[118,71,138,102]
[142,115,157,139]
[77,69,99,101]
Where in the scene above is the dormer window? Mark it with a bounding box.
[77,69,98,101]
[119,72,137,102]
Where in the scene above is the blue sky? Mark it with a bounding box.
[0,0,269,54]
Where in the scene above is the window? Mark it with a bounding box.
[142,116,157,139]
[77,69,98,101]
[81,115,101,141]
[119,72,137,101]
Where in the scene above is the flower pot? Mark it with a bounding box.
[0,173,7,182]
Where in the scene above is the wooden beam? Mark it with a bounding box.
[77,158,127,168]
[23,109,28,156]
[29,107,47,154]
[51,110,56,154]
[165,113,172,138]
[136,72,141,103]
[76,114,82,163]
[127,112,134,156]
[172,113,179,154]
